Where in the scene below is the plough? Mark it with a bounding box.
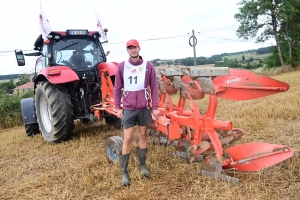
[104,65,294,183]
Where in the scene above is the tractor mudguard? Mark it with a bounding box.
[20,98,37,125]
[36,66,80,86]
[98,62,118,76]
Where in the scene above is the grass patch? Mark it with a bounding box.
[222,52,271,61]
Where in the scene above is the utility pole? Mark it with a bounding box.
[192,30,197,66]
[189,30,198,66]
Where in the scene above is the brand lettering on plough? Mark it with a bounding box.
[225,76,242,85]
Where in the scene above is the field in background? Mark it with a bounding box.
[222,52,271,61]
[0,67,300,199]
[0,78,19,83]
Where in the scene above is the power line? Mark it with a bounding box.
[0,54,15,56]
[0,49,33,54]
[105,34,188,45]
[0,33,274,54]
[196,33,274,45]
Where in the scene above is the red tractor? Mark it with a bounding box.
[15,30,121,143]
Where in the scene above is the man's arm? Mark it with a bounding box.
[148,62,159,110]
[114,62,124,109]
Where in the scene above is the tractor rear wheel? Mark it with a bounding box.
[35,81,74,143]
[25,123,40,137]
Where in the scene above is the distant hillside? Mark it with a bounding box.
[218,47,271,57]
[153,46,273,69]
[222,52,271,61]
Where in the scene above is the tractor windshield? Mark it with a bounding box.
[52,38,105,70]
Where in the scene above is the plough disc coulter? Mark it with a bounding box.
[105,66,293,183]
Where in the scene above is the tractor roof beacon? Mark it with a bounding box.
[15,29,121,143]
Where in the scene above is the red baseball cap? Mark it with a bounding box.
[126,39,139,48]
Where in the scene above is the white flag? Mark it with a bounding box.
[95,10,107,42]
[39,2,52,41]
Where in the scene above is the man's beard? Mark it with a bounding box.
[130,54,139,59]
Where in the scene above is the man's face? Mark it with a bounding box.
[127,46,140,59]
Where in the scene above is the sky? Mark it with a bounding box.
[0,0,276,75]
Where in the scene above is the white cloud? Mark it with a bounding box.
[0,0,274,75]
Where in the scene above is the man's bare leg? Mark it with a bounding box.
[138,126,147,149]
[122,127,134,154]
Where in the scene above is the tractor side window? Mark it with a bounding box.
[42,45,48,68]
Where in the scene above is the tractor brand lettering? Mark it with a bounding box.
[224,76,242,85]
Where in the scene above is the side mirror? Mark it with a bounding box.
[15,49,25,66]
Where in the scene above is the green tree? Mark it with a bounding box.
[0,81,15,94]
[15,74,31,87]
[256,47,271,54]
[278,0,300,65]
[242,55,245,61]
[227,59,241,68]
[235,0,286,66]
[152,59,160,66]
[263,46,282,68]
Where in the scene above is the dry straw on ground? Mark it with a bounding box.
[0,66,299,200]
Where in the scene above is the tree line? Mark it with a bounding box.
[0,74,19,80]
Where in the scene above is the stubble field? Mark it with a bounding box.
[0,67,300,200]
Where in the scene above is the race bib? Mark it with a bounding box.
[123,60,147,91]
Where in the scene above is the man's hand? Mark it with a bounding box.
[152,109,160,120]
[116,108,123,119]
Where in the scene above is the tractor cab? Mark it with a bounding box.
[34,30,107,72]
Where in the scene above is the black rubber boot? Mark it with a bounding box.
[136,148,150,177]
[119,153,130,186]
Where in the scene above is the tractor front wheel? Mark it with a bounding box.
[35,81,74,143]
[25,123,40,137]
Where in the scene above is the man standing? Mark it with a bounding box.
[114,39,160,186]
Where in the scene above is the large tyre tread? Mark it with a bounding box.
[36,81,74,143]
